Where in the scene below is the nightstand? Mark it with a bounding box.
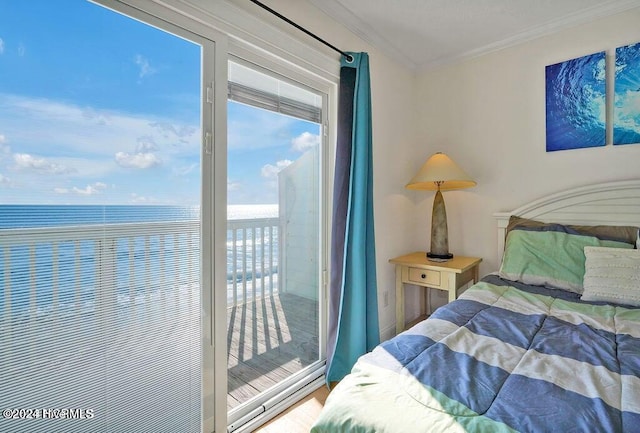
[389,253,482,333]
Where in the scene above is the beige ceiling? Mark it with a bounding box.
[306,0,640,70]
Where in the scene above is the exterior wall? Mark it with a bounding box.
[279,148,319,301]
[408,7,640,320]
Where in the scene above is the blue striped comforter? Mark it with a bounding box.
[312,275,640,433]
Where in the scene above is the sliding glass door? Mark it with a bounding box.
[1,1,332,431]
[226,58,327,428]
[0,2,215,431]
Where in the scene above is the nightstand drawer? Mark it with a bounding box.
[408,267,441,286]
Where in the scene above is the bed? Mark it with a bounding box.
[311,180,640,433]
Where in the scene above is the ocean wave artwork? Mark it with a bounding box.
[614,42,640,145]
[545,51,606,152]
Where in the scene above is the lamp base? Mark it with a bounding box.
[427,252,453,262]
[428,189,453,262]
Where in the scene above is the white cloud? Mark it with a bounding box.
[82,107,111,126]
[0,94,200,205]
[115,151,161,169]
[0,93,199,161]
[0,38,4,54]
[0,173,10,185]
[14,153,75,175]
[228,179,242,191]
[261,159,292,179]
[135,54,156,79]
[151,122,196,141]
[291,132,319,152]
[55,182,107,196]
[129,193,159,204]
[136,136,158,152]
[174,162,198,177]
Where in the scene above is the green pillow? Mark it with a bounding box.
[499,229,634,294]
[506,215,639,246]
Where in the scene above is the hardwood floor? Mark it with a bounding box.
[254,386,329,432]
[227,292,319,409]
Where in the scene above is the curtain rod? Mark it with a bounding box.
[248,0,354,63]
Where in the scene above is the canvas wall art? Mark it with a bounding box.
[545,51,606,152]
[614,42,640,145]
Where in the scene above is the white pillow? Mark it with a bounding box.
[581,246,640,306]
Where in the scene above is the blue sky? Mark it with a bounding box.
[0,0,320,206]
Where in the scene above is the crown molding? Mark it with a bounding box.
[306,0,419,70]
[423,0,640,71]
[308,0,640,72]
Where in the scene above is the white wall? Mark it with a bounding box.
[407,8,640,320]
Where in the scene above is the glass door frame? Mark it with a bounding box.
[225,48,332,431]
[94,1,228,432]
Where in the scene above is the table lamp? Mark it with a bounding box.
[406,152,476,261]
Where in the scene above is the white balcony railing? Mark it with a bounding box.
[227,217,279,306]
[0,218,279,329]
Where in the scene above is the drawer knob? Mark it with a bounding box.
[421,273,426,279]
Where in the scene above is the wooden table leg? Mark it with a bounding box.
[395,264,404,334]
[447,273,457,304]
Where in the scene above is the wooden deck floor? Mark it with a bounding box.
[227,292,319,410]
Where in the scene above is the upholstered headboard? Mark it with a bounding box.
[493,180,640,263]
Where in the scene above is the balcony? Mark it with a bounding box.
[226,217,319,409]
[0,217,319,413]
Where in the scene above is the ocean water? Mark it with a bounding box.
[0,204,278,228]
[0,204,279,318]
[228,204,278,220]
[0,205,201,229]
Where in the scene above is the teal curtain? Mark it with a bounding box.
[326,52,379,384]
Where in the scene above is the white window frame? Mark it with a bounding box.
[225,53,330,432]
[225,28,338,429]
